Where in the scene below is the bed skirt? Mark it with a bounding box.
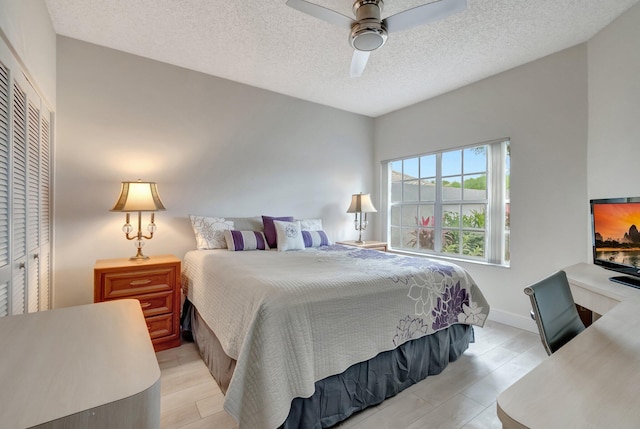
[184,299,473,429]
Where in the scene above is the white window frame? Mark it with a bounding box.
[382,138,510,267]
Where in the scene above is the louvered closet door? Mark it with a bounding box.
[0,37,53,318]
[11,78,28,315]
[0,60,10,317]
[38,108,51,311]
[26,97,40,313]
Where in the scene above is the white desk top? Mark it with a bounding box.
[0,300,160,428]
[497,263,640,428]
[564,262,640,303]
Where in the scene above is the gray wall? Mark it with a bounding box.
[0,0,56,108]
[588,3,640,201]
[374,44,589,329]
[55,37,374,308]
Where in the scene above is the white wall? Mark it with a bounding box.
[374,45,589,329]
[0,0,56,108]
[588,3,640,200]
[55,37,374,308]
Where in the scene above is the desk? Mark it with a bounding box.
[0,300,161,428]
[497,263,640,429]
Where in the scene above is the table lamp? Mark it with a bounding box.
[346,192,377,244]
[111,179,166,260]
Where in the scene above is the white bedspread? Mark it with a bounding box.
[183,245,489,429]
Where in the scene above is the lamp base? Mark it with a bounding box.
[130,245,149,261]
[121,211,157,262]
[355,240,366,244]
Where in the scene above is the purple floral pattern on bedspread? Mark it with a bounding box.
[319,245,487,345]
[317,244,350,252]
[432,281,469,330]
[345,248,397,260]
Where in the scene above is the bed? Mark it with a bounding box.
[182,241,489,429]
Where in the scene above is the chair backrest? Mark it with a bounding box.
[524,270,586,355]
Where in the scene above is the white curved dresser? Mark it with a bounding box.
[0,299,161,428]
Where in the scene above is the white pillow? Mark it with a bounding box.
[228,216,264,232]
[274,220,305,252]
[190,215,234,249]
[299,218,323,231]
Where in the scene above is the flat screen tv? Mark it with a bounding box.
[591,197,640,288]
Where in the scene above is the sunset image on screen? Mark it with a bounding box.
[593,203,640,244]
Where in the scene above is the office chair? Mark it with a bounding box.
[524,270,586,355]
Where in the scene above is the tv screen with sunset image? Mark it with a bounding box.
[592,201,640,270]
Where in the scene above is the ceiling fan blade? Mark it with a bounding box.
[384,0,467,33]
[285,0,353,29]
[350,50,370,78]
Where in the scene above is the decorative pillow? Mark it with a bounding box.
[302,230,331,248]
[262,215,294,248]
[299,218,323,231]
[190,215,234,249]
[228,216,264,232]
[223,230,269,251]
[274,220,305,252]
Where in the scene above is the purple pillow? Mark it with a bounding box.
[262,215,294,248]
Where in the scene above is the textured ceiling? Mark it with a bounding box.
[44,0,639,117]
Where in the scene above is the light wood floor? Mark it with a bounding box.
[156,320,546,429]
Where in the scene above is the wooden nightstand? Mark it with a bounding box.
[336,240,388,252]
[94,254,181,352]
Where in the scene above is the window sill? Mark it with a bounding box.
[387,247,510,269]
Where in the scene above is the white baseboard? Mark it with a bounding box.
[487,308,538,333]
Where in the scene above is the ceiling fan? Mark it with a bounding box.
[286,0,467,77]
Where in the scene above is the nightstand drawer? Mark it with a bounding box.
[146,313,175,339]
[94,255,182,352]
[134,291,173,318]
[101,268,175,299]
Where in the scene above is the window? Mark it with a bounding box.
[384,139,510,266]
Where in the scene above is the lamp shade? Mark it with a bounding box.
[110,180,166,212]
[346,193,377,213]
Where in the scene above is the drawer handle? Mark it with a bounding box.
[130,279,152,286]
[140,302,152,308]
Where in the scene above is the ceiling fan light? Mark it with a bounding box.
[350,24,387,51]
[350,0,386,51]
